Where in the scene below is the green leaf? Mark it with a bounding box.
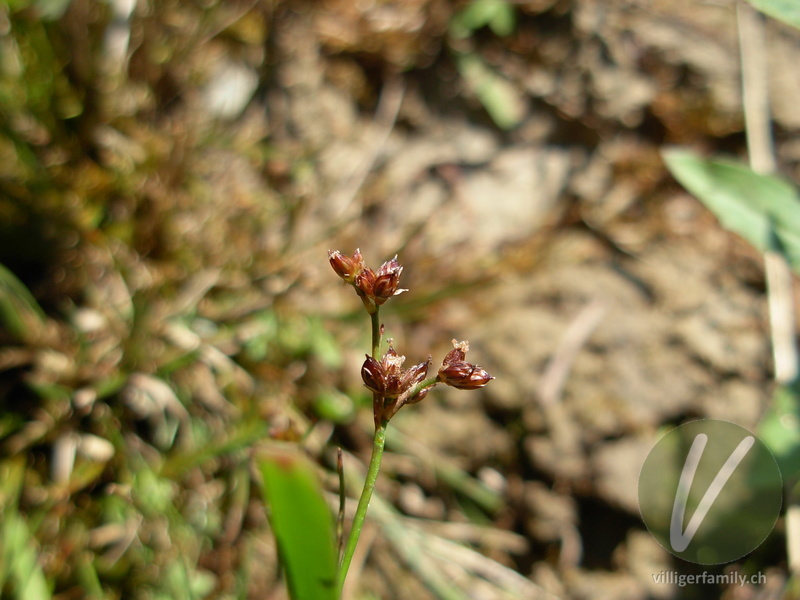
[2,516,53,599]
[257,446,338,600]
[309,316,343,369]
[35,0,74,20]
[744,0,800,29]
[487,2,516,36]
[75,553,105,600]
[450,0,516,38]
[0,262,47,342]
[663,148,800,271]
[0,457,52,600]
[759,382,800,484]
[313,390,355,424]
[457,52,526,130]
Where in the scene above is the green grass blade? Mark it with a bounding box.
[759,382,800,484]
[744,0,800,29]
[663,148,800,271]
[2,516,52,599]
[456,52,525,130]
[0,457,52,600]
[257,445,338,600]
[0,262,46,342]
[75,553,105,600]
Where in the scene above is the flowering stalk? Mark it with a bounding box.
[337,416,386,594]
[328,249,493,596]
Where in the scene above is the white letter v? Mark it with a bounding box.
[670,433,754,552]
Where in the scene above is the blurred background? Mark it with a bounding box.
[1,0,799,598]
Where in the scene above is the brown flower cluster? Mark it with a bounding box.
[329,249,406,314]
[330,249,493,426]
[361,344,431,423]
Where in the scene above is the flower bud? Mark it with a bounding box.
[373,256,407,304]
[361,355,385,394]
[328,249,364,283]
[381,346,405,398]
[329,249,407,312]
[438,361,494,389]
[441,339,469,366]
[401,359,429,389]
[355,268,376,298]
[437,340,493,390]
[461,365,494,389]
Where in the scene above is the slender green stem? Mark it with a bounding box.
[406,376,440,401]
[337,419,388,596]
[370,308,381,359]
[336,448,345,559]
[337,302,387,594]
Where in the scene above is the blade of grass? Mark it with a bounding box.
[0,262,47,343]
[662,150,800,268]
[2,516,52,599]
[76,553,105,600]
[257,445,338,600]
[743,0,800,29]
[0,457,52,599]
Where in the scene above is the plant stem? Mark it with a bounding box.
[403,376,440,404]
[337,448,346,559]
[337,419,388,596]
[370,308,381,359]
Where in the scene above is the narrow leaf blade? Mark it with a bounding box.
[663,148,800,271]
[257,446,338,600]
[759,382,800,484]
[744,0,800,30]
[0,263,47,342]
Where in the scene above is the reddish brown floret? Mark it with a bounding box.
[361,355,385,395]
[373,256,406,304]
[328,249,365,283]
[437,339,494,390]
